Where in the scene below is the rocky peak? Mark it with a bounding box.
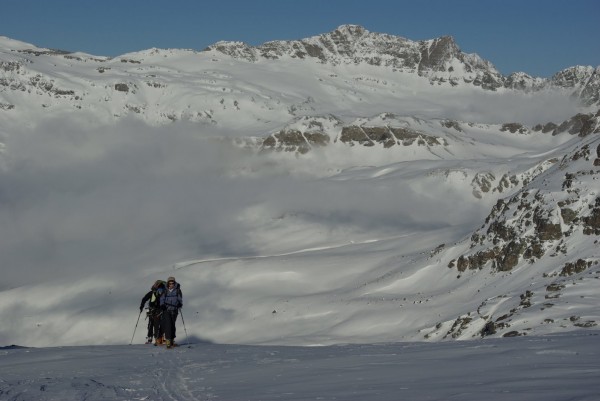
[205,25,496,75]
[548,66,600,106]
[206,41,258,61]
[328,24,368,42]
[504,72,547,91]
[418,36,460,72]
[202,26,599,104]
[551,66,597,88]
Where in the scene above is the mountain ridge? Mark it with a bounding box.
[0,27,598,346]
[1,24,599,125]
[205,24,600,103]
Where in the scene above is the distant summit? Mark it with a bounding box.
[205,24,600,104]
[205,24,503,89]
[0,24,598,131]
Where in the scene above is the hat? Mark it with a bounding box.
[167,276,176,283]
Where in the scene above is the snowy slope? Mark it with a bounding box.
[0,27,598,350]
[0,26,593,133]
[1,331,599,401]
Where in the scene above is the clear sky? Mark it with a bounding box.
[1,0,599,78]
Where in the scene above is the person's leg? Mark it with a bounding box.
[162,312,171,341]
[163,311,176,345]
[146,312,154,342]
[153,311,163,344]
[172,310,178,342]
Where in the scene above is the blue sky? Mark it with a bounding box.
[1,0,599,77]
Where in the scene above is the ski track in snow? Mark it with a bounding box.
[172,235,409,270]
[1,331,599,401]
[155,352,200,401]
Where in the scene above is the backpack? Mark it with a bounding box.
[148,280,166,309]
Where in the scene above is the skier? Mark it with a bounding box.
[139,280,166,345]
[160,276,183,349]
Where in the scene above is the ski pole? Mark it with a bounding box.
[129,309,143,345]
[179,308,189,345]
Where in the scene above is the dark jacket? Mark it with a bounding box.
[160,282,183,311]
[140,280,166,311]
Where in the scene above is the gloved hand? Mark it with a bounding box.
[177,302,182,308]
[139,306,143,312]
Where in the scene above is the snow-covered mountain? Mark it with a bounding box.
[0,24,598,131]
[208,24,600,103]
[0,26,598,348]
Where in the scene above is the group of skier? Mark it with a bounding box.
[139,276,183,349]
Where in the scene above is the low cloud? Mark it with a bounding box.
[1,118,264,287]
[0,114,501,289]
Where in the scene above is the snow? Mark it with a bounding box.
[0,31,599,400]
[1,331,599,400]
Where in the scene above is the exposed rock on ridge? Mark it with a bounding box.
[206,25,600,104]
[434,123,600,339]
[206,25,505,91]
[450,132,599,273]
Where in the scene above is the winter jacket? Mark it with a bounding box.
[160,283,182,311]
[139,282,166,310]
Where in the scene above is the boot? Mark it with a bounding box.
[154,336,163,346]
[165,339,172,349]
